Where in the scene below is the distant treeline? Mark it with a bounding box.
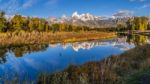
[0,11,150,32]
[116,16,150,31]
[0,12,105,33]
[96,17,150,32]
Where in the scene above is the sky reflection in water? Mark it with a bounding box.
[0,36,143,82]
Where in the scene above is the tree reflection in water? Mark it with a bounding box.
[0,34,149,64]
[126,34,148,46]
[0,34,149,83]
[0,49,7,64]
[38,43,150,84]
[11,44,48,57]
[0,44,49,64]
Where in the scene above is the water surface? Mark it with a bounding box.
[0,34,148,83]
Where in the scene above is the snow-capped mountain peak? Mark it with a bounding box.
[72,11,80,19]
[48,11,133,28]
[72,11,95,21]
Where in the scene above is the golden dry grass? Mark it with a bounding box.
[0,31,116,46]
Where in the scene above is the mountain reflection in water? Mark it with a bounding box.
[0,34,148,83]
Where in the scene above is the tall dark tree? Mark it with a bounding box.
[0,12,7,32]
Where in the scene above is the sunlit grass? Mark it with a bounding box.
[0,31,116,46]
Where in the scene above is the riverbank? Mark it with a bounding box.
[0,31,116,46]
[118,30,150,36]
[38,44,150,84]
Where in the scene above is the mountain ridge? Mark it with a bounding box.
[48,12,133,28]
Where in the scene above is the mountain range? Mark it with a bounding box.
[48,12,133,28]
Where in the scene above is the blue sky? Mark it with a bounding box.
[0,0,150,18]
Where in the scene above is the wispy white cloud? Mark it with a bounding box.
[113,10,134,17]
[0,0,58,14]
[0,0,18,14]
[129,0,146,2]
[141,4,150,8]
[22,0,36,9]
[128,0,150,9]
[0,0,39,14]
[46,0,58,5]
[139,0,146,2]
